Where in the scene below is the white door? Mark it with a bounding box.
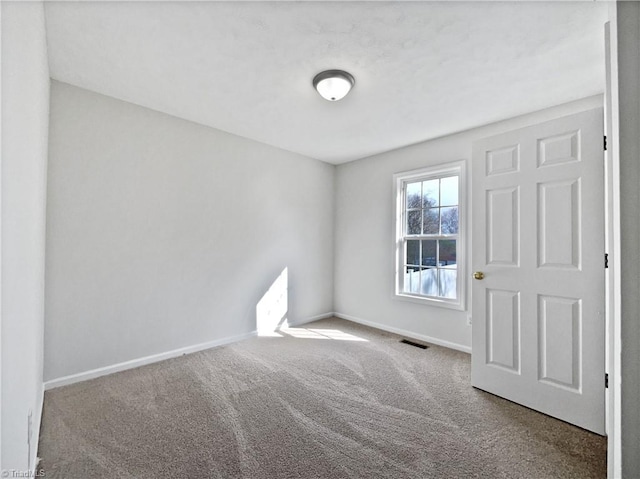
[471,108,605,434]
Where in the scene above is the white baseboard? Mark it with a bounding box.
[44,330,257,390]
[334,312,472,354]
[43,311,468,390]
[284,312,335,328]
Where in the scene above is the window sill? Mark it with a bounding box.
[394,292,466,311]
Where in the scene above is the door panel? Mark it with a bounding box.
[486,145,519,175]
[487,187,520,266]
[472,108,605,434]
[538,179,580,269]
[538,295,581,391]
[486,288,520,373]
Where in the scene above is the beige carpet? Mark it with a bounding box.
[39,318,606,478]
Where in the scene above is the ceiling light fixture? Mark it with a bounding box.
[313,70,355,102]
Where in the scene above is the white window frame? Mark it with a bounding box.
[393,160,466,311]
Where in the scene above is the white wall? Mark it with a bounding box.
[1,2,50,473]
[334,95,602,352]
[44,81,334,382]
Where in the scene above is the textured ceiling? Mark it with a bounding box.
[44,2,608,164]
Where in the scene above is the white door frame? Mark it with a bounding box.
[0,3,4,470]
[604,2,640,477]
[603,19,621,479]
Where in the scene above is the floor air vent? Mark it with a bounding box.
[400,339,428,349]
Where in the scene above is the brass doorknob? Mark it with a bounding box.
[473,271,485,280]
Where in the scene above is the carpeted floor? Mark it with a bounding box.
[39,317,606,478]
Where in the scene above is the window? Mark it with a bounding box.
[394,162,465,310]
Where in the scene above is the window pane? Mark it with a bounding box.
[407,210,421,234]
[421,240,437,266]
[406,182,421,209]
[441,207,459,234]
[422,208,439,234]
[439,240,456,267]
[420,268,438,296]
[398,167,463,304]
[439,269,457,299]
[405,266,420,293]
[406,240,420,266]
[440,176,458,207]
[422,179,439,208]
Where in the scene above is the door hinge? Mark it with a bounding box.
[605,373,609,389]
[604,135,608,151]
[605,253,609,269]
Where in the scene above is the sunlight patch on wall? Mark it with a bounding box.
[257,268,288,337]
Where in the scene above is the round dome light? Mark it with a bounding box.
[312,70,355,101]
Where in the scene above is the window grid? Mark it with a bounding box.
[402,175,459,300]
